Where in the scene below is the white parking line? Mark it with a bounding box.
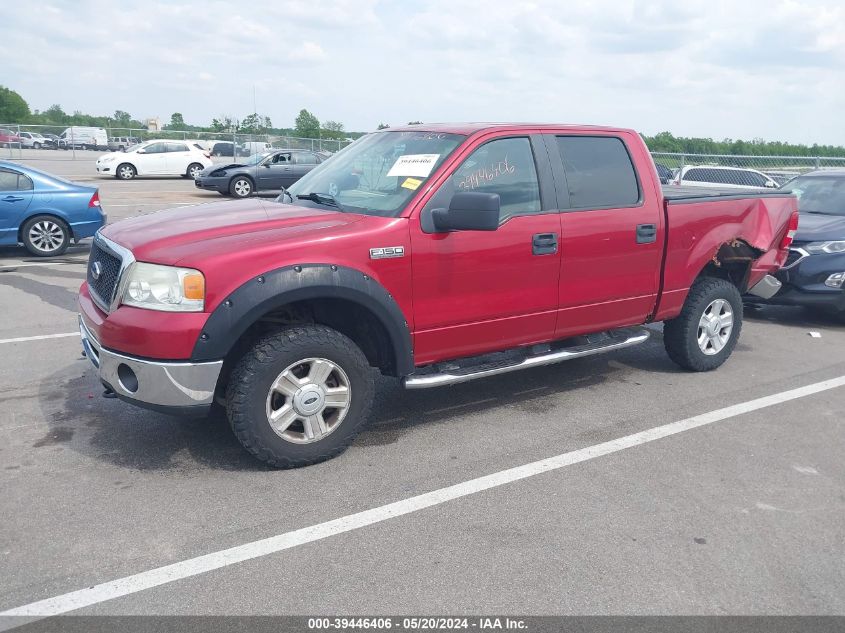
[0,261,86,269]
[2,374,843,619]
[106,202,198,207]
[0,332,79,345]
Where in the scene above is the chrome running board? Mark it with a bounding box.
[403,328,650,390]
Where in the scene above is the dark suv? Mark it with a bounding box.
[751,170,845,318]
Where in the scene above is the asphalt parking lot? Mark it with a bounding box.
[1,156,844,619]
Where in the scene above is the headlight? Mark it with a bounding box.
[805,241,845,254]
[121,263,205,312]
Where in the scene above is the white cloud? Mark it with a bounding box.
[0,0,843,145]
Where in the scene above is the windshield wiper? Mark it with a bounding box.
[296,192,345,211]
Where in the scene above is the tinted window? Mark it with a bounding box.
[272,152,291,164]
[0,169,19,190]
[556,136,639,208]
[293,152,318,165]
[450,137,541,220]
[0,169,31,191]
[746,171,768,187]
[166,143,189,152]
[143,143,166,154]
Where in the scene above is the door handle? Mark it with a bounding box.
[283,167,292,171]
[532,232,558,255]
[636,223,657,244]
[2,196,24,202]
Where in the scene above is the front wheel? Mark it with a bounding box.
[116,163,136,180]
[229,176,253,198]
[22,215,70,257]
[226,325,375,468]
[664,277,743,371]
[33,142,41,149]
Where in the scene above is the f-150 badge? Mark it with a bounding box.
[369,246,405,259]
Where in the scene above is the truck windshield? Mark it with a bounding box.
[783,176,845,216]
[281,131,465,216]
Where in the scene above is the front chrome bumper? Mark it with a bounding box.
[79,316,223,415]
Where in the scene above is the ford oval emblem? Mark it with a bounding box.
[91,261,103,280]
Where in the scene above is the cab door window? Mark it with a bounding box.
[425,137,542,224]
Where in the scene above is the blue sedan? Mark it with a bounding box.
[0,160,105,256]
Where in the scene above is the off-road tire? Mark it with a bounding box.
[664,276,743,371]
[226,325,375,468]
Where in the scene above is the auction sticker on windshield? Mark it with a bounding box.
[387,154,440,178]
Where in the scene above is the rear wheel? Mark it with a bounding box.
[230,176,253,198]
[116,163,136,180]
[664,277,743,371]
[22,215,70,257]
[226,325,375,468]
[186,163,204,179]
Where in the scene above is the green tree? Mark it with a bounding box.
[376,122,390,130]
[41,104,67,124]
[407,120,422,125]
[169,112,185,129]
[113,110,132,125]
[0,85,30,123]
[240,112,271,134]
[294,109,320,138]
[321,120,344,139]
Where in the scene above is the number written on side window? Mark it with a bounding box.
[556,136,640,208]
[450,137,542,221]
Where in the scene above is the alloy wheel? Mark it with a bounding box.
[697,298,734,355]
[265,357,352,444]
[28,220,65,253]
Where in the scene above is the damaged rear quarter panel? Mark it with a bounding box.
[654,195,796,321]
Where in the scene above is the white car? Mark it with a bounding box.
[670,165,779,189]
[95,140,213,180]
[18,131,52,149]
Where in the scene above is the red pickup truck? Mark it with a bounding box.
[78,123,798,468]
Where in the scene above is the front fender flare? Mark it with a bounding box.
[191,264,414,376]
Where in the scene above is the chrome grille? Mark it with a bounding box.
[87,239,123,310]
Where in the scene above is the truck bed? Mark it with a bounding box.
[662,185,795,203]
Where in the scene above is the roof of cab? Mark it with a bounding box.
[384,122,636,136]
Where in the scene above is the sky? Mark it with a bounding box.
[2,0,845,145]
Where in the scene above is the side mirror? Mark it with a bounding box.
[765,181,777,188]
[432,192,500,232]
[136,148,146,154]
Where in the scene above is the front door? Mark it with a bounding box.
[410,134,562,365]
[138,142,168,175]
[257,152,292,190]
[545,133,663,337]
[0,167,33,245]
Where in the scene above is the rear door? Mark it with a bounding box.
[409,133,562,364]
[546,132,662,337]
[291,151,320,186]
[257,152,292,190]
[0,168,34,245]
[165,142,191,175]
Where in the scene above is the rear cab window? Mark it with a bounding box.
[553,135,640,209]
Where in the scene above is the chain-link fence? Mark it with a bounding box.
[0,123,351,161]
[651,152,845,186]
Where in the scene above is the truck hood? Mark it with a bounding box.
[101,199,365,265]
[794,212,845,242]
